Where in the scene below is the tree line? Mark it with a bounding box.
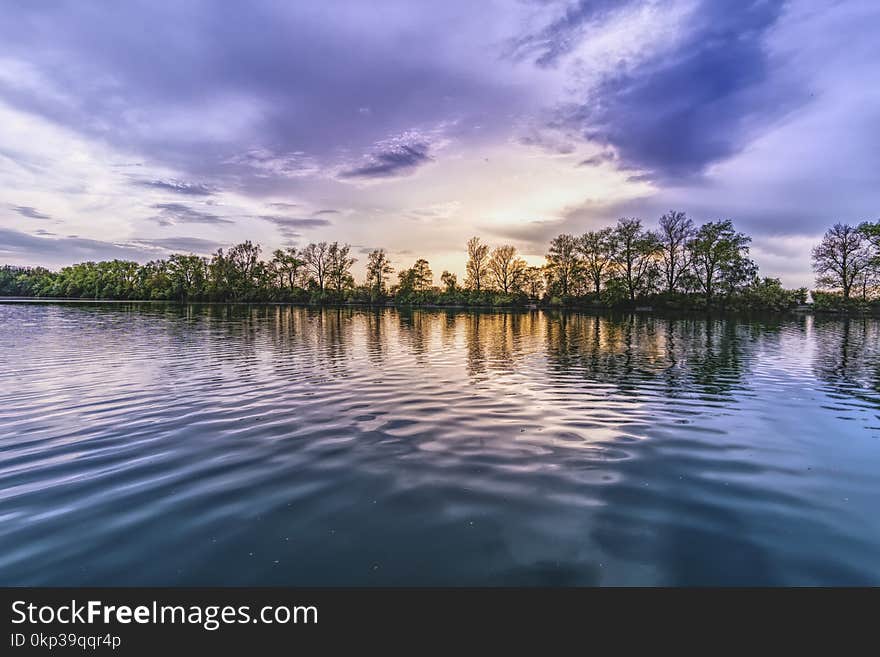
[2,212,879,312]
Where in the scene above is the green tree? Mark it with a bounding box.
[488,244,527,294]
[138,260,171,300]
[111,260,140,298]
[859,220,880,254]
[396,259,433,302]
[366,249,394,299]
[167,254,207,301]
[611,218,660,302]
[440,270,457,293]
[688,220,754,302]
[270,248,306,292]
[327,242,356,298]
[545,234,581,298]
[744,277,808,311]
[410,258,433,291]
[226,241,263,300]
[579,227,615,295]
[523,266,545,300]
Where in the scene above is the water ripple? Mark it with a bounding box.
[1,304,880,585]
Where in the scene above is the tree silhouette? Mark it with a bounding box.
[611,217,660,302]
[658,210,695,294]
[465,237,490,292]
[366,249,394,299]
[579,228,615,295]
[812,223,873,300]
[488,244,527,294]
[545,234,581,298]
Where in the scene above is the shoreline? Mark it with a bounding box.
[2,296,878,316]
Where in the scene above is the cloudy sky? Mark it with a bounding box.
[1,0,877,286]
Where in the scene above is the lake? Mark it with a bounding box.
[1,302,879,585]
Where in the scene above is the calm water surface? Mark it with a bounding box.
[2,303,879,585]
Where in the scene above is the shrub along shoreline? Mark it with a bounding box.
[3,212,878,314]
[0,294,876,315]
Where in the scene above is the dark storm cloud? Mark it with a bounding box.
[137,179,216,196]
[0,0,799,188]
[553,0,795,179]
[150,203,232,226]
[0,1,519,189]
[11,206,51,220]
[338,139,433,180]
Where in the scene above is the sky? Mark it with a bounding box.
[0,0,878,287]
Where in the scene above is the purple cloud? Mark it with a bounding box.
[339,134,434,180]
[138,179,216,196]
[11,206,52,220]
[150,203,232,226]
